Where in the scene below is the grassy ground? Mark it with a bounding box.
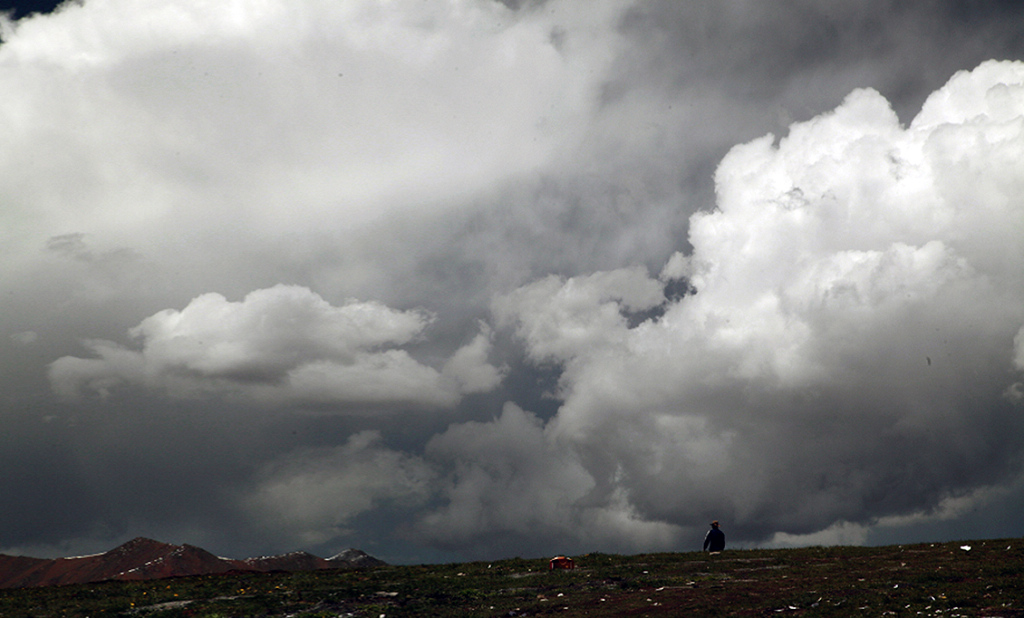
[2,538,1023,617]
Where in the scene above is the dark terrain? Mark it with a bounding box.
[2,538,1023,616]
[0,537,383,589]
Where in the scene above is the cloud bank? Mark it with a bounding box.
[235,60,1024,558]
[3,0,1024,563]
[50,284,502,408]
[491,62,1024,547]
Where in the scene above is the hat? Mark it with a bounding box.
[711,521,719,526]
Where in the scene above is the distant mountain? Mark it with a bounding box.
[242,550,331,572]
[0,537,385,589]
[327,548,387,569]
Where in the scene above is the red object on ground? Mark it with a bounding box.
[549,556,575,570]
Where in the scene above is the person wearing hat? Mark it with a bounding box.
[703,521,725,552]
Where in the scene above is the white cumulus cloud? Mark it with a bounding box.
[487,59,1024,544]
[49,284,502,409]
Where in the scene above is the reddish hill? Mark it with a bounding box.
[0,538,384,589]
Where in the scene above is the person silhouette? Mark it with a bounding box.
[703,521,725,552]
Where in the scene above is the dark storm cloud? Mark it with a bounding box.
[616,0,1024,116]
[0,1,65,21]
[2,0,1024,563]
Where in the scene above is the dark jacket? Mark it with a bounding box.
[703,527,725,552]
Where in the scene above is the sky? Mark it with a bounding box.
[1,0,1024,565]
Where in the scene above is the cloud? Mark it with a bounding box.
[10,330,37,345]
[4,0,1024,563]
[765,521,870,549]
[492,266,665,365]
[488,60,1024,545]
[1016,327,1024,371]
[243,401,683,558]
[0,0,623,274]
[245,430,435,546]
[413,403,682,558]
[49,284,502,409]
[441,325,505,394]
[765,480,1023,548]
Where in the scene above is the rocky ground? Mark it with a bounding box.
[2,538,1023,617]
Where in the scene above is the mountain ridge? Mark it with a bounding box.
[0,537,385,589]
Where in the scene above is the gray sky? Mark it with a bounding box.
[2,0,1024,564]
